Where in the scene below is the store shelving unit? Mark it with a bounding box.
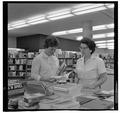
[8,48,27,98]
[99,54,114,75]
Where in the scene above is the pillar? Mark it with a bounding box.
[82,20,93,39]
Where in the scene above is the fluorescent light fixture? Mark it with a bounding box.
[93,34,106,39]
[72,4,108,15]
[97,43,114,46]
[12,24,29,29]
[107,24,114,29]
[97,45,114,49]
[67,28,83,34]
[72,3,114,15]
[47,9,74,20]
[95,40,107,44]
[107,40,114,43]
[28,20,49,25]
[72,4,103,12]
[97,46,107,48]
[27,15,49,25]
[9,20,26,27]
[8,48,25,51]
[52,31,67,36]
[95,40,114,44]
[93,23,114,31]
[52,23,114,36]
[47,9,71,17]
[76,36,83,40]
[48,14,73,20]
[105,4,114,8]
[8,4,114,30]
[93,32,114,39]
[107,32,114,37]
[107,46,114,49]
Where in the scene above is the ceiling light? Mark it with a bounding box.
[93,23,114,31]
[106,32,114,37]
[97,43,114,46]
[93,34,106,39]
[67,28,83,34]
[8,20,27,30]
[105,4,114,8]
[47,9,74,20]
[28,20,49,25]
[97,46,107,48]
[47,9,71,18]
[95,40,107,44]
[27,15,49,25]
[72,4,107,15]
[12,24,29,29]
[107,24,114,29]
[52,31,67,36]
[52,23,114,36]
[27,15,47,23]
[47,14,73,20]
[93,32,114,39]
[107,46,114,49]
[8,4,114,30]
[107,40,114,43]
[8,48,25,51]
[76,36,83,40]
[95,40,114,44]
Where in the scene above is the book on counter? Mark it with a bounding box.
[52,83,82,97]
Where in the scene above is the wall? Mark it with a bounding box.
[8,35,16,48]
[16,34,114,54]
[17,34,80,52]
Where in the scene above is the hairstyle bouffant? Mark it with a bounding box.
[80,37,96,54]
[44,36,59,48]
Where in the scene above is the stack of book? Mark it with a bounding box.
[52,83,82,97]
[18,93,45,109]
[39,94,80,109]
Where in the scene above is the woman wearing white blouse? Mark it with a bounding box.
[31,36,60,82]
[75,38,107,95]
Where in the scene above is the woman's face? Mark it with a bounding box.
[47,47,57,56]
[79,43,91,57]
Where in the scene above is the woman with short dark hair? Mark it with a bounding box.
[75,37,107,95]
[31,36,60,82]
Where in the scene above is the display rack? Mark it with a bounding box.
[8,48,27,98]
[99,54,114,75]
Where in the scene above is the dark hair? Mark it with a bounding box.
[80,37,96,54]
[44,36,59,48]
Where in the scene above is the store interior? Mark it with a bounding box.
[7,2,116,110]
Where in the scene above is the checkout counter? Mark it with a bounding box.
[8,75,114,110]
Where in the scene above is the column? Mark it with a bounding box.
[82,20,93,39]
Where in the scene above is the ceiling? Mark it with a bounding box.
[8,3,114,41]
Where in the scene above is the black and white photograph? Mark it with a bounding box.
[3,1,118,111]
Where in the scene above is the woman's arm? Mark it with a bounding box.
[84,72,107,89]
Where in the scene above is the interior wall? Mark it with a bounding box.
[17,34,80,52]
[8,35,16,48]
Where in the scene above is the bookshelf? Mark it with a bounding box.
[8,48,27,98]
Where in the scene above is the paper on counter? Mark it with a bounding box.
[104,96,114,102]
